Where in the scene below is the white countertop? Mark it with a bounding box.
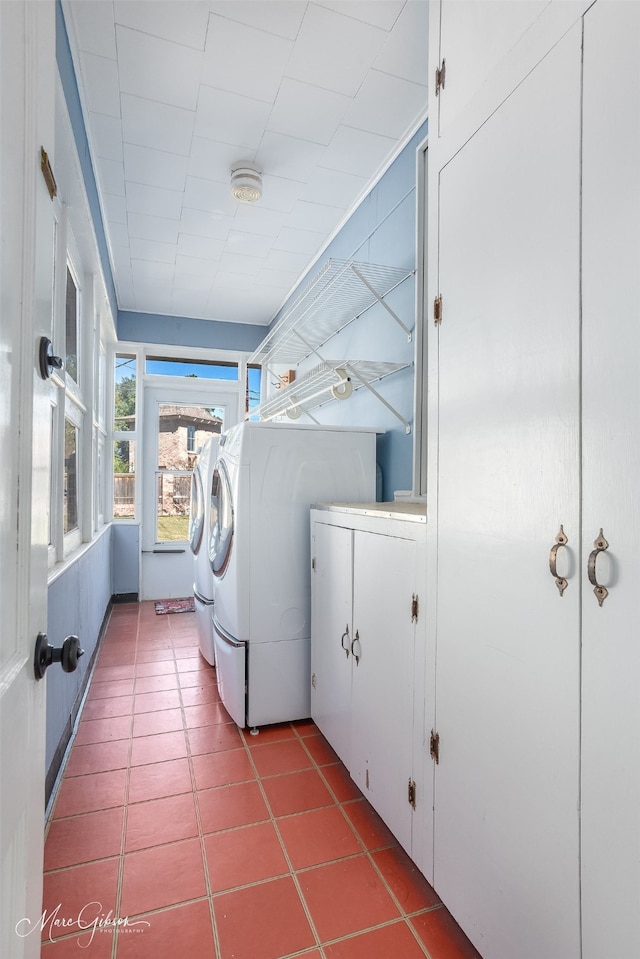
[312,501,427,522]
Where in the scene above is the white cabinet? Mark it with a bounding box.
[310,504,429,870]
[427,2,640,957]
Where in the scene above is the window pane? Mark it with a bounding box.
[146,357,238,380]
[113,439,135,518]
[65,267,78,384]
[49,408,55,546]
[156,472,190,541]
[247,365,261,414]
[158,404,222,469]
[64,419,78,533]
[115,354,136,431]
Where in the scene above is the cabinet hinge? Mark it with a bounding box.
[433,294,443,326]
[312,557,316,571]
[408,778,417,809]
[430,730,440,764]
[435,58,446,97]
[411,593,419,623]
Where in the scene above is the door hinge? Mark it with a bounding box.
[430,730,440,764]
[435,58,446,97]
[433,294,443,326]
[411,593,419,623]
[408,778,417,809]
[312,557,316,571]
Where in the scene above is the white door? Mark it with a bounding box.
[351,530,416,855]
[141,385,239,600]
[310,520,353,768]
[433,25,582,959]
[0,2,55,956]
[581,3,640,956]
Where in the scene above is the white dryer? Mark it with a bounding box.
[189,436,219,665]
[209,421,377,728]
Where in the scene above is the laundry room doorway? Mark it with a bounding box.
[140,369,243,601]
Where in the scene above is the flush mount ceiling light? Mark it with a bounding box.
[230,165,263,203]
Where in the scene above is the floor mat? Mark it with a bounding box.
[154,597,196,614]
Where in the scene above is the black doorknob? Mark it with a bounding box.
[34,632,84,680]
[38,337,64,379]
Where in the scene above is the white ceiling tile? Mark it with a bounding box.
[67,1,117,58]
[96,157,125,196]
[90,113,123,161]
[263,249,310,274]
[110,245,133,273]
[374,0,429,86]
[79,52,121,117]
[206,287,273,324]
[180,208,231,240]
[126,181,184,219]
[102,193,128,224]
[121,94,195,155]
[188,137,254,184]
[267,78,350,146]
[195,86,271,151]
[107,222,130,249]
[113,0,210,50]
[285,5,386,97]
[202,16,293,104]
[219,252,265,276]
[173,272,215,293]
[226,231,274,258]
[131,258,174,281]
[343,69,427,138]
[177,234,226,260]
[286,199,344,234]
[273,226,325,255]
[183,177,238,216]
[315,1,405,31]
[129,237,176,264]
[175,254,219,276]
[116,26,202,110]
[209,2,306,41]
[171,289,210,316]
[300,167,368,208]
[321,125,397,178]
[128,213,180,245]
[233,204,287,237]
[256,132,325,183]
[258,175,305,214]
[123,144,188,191]
[256,268,299,290]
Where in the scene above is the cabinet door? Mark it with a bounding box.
[434,0,546,136]
[310,521,353,768]
[581,4,640,956]
[351,530,416,855]
[433,24,582,959]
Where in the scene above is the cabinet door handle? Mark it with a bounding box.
[588,528,610,606]
[341,625,350,658]
[351,629,361,666]
[549,525,569,596]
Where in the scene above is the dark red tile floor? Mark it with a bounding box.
[42,602,482,959]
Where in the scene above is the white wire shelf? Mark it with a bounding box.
[249,360,413,433]
[248,259,414,368]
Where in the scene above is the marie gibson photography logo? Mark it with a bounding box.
[16,901,151,948]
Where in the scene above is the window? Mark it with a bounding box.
[145,356,239,380]
[63,418,79,534]
[112,353,137,519]
[65,266,79,385]
[186,424,196,452]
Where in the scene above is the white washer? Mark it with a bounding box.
[188,436,219,665]
[209,421,377,728]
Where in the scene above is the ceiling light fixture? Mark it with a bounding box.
[230,165,263,203]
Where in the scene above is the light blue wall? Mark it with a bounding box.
[269,123,427,500]
[45,528,112,792]
[118,311,264,352]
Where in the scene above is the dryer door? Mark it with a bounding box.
[209,459,233,577]
[188,466,205,554]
